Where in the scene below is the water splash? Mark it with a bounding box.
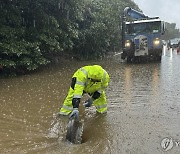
[47,121,60,138]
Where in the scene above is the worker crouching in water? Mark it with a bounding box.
[59,65,110,118]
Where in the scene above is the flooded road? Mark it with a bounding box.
[0,47,180,154]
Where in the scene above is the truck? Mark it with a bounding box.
[121,7,165,62]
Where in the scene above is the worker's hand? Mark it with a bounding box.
[84,98,93,107]
[69,108,79,119]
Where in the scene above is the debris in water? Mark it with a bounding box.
[66,115,83,144]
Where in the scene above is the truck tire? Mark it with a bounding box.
[127,57,132,63]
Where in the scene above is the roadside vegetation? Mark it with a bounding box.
[0,0,179,75]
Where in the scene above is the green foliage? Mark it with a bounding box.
[73,0,128,60]
[1,0,179,75]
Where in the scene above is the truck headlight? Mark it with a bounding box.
[125,40,131,47]
[153,38,160,46]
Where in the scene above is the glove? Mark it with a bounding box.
[69,108,79,119]
[84,98,93,107]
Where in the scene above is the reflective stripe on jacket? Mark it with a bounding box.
[72,65,110,98]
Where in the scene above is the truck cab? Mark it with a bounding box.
[122,7,165,62]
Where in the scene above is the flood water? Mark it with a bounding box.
[0,47,180,154]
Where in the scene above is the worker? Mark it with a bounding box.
[59,65,110,119]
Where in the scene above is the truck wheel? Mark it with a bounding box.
[157,56,162,61]
[127,57,132,63]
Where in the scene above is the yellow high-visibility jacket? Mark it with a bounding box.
[72,65,109,98]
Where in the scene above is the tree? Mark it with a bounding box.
[0,0,157,75]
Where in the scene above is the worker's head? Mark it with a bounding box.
[88,65,103,82]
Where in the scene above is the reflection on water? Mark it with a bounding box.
[0,48,180,153]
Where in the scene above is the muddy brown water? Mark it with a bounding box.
[0,47,180,154]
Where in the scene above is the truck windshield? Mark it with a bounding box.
[126,21,161,35]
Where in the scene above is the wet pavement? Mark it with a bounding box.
[0,47,180,154]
